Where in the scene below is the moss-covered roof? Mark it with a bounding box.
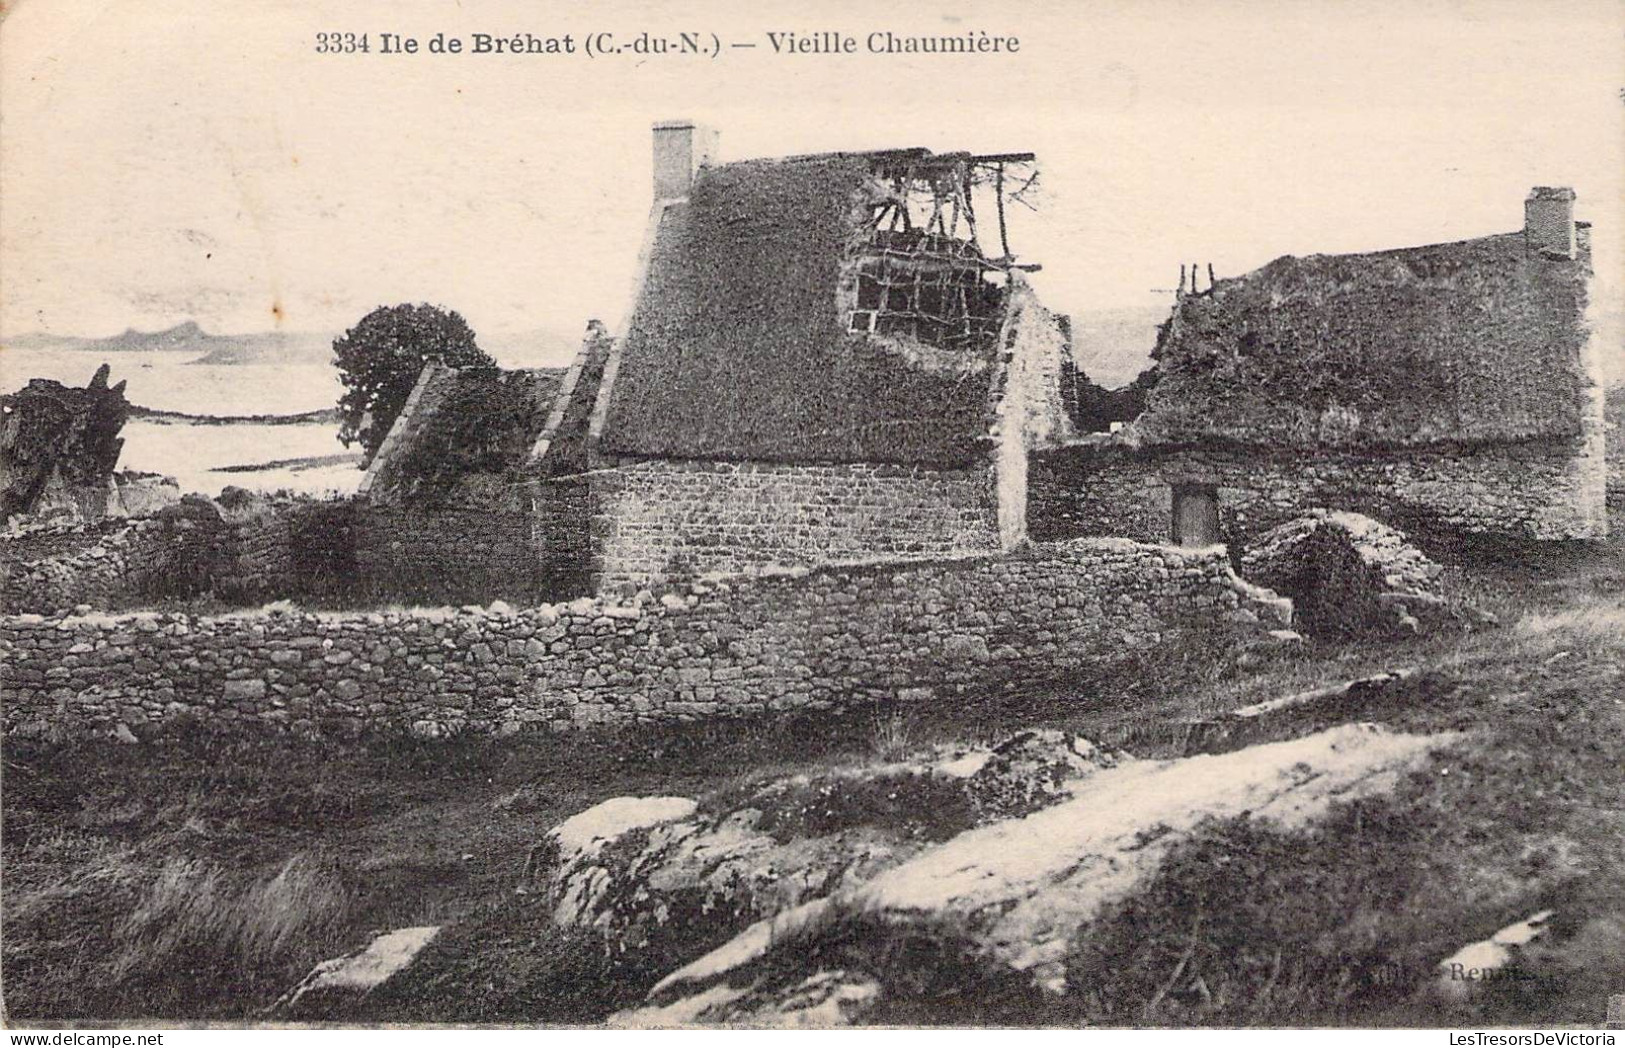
[1136,227,1595,449]
[367,365,564,507]
[531,326,613,478]
[597,153,1003,467]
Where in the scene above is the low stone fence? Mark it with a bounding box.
[1,537,1291,741]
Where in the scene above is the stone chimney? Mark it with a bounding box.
[1524,186,1576,259]
[652,120,718,201]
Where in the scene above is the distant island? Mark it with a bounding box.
[1,321,335,364]
[2,320,588,370]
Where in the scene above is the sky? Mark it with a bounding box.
[1,0,1621,340]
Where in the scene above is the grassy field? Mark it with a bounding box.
[2,523,1621,1026]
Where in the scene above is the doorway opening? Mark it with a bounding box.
[1172,486,1220,547]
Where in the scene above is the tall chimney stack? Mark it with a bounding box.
[1524,186,1576,259]
[652,120,718,201]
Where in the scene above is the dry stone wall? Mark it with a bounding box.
[1,537,1290,742]
[352,505,548,606]
[3,503,242,614]
[589,458,1002,591]
[2,493,579,615]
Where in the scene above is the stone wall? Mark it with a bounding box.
[0,496,363,614]
[588,458,1003,591]
[531,476,593,600]
[2,502,243,615]
[1030,434,1607,549]
[1,537,1291,741]
[2,492,582,614]
[351,504,550,606]
[3,522,150,614]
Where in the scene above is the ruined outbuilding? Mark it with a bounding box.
[1,365,132,523]
[1238,510,1473,638]
[1032,187,1608,547]
[356,362,567,601]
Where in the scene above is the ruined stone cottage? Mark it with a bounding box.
[366,142,1606,604]
[368,121,1075,595]
[1031,187,1608,546]
[0,364,178,524]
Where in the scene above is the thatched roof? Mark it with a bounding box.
[530,325,613,478]
[1136,227,1595,449]
[596,153,1005,467]
[366,365,564,507]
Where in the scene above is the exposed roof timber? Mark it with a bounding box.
[738,149,1035,173]
[870,151,1036,172]
[774,147,932,164]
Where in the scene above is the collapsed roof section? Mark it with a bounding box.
[596,145,1047,467]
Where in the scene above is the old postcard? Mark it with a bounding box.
[1,0,1621,1036]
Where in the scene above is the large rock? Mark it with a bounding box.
[616,723,1460,1027]
[271,925,441,1019]
[114,470,181,517]
[964,729,1127,820]
[1431,910,1555,1005]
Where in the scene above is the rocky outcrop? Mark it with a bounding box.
[1,365,130,523]
[1239,510,1476,637]
[1432,910,1554,1005]
[963,730,1128,820]
[615,723,1460,1027]
[541,733,1129,967]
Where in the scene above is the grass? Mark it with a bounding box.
[686,532,1625,1028]
[2,520,1621,1025]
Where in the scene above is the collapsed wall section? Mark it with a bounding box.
[587,458,1002,591]
[0,497,356,615]
[1,537,1291,741]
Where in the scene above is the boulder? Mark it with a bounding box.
[1,366,130,523]
[963,730,1128,820]
[541,735,1128,978]
[1432,910,1555,1005]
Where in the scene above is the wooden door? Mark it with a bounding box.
[1173,487,1220,547]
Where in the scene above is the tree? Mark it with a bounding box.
[332,303,494,464]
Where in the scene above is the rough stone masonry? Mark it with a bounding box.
[1,537,1291,741]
